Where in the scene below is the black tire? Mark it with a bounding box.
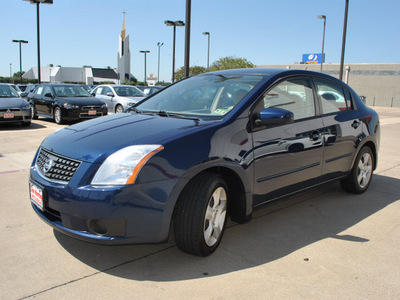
[174,172,228,256]
[341,147,374,194]
[31,105,38,120]
[54,107,63,124]
[115,104,124,113]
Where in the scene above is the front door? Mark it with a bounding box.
[251,77,324,206]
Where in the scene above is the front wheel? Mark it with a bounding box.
[115,104,124,113]
[174,172,228,256]
[54,107,63,124]
[341,146,374,194]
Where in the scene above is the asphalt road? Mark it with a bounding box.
[1,108,399,299]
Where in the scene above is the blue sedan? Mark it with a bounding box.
[29,68,380,256]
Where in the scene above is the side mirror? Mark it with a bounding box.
[44,92,54,98]
[255,107,294,126]
[20,92,28,98]
[106,92,114,97]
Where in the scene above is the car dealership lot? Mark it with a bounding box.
[1,108,399,299]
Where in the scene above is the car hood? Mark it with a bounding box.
[57,97,104,105]
[41,113,212,163]
[0,97,29,109]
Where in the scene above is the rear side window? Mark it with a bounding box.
[315,79,352,114]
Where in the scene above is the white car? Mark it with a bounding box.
[91,85,146,113]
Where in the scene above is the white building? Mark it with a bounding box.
[22,65,119,84]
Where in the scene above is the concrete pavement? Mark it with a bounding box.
[0,108,399,299]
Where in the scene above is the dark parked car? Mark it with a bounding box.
[29,69,380,256]
[28,83,107,124]
[0,83,31,126]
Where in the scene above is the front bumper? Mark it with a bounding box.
[0,109,31,123]
[61,107,107,121]
[30,160,179,245]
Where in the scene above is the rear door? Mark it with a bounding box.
[41,86,56,116]
[251,77,324,205]
[33,86,46,114]
[314,78,363,179]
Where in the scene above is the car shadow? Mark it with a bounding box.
[54,174,399,281]
[0,122,47,130]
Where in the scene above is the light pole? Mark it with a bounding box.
[23,0,53,84]
[184,0,191,78]
[202,32,210,71]
[317,15,326,72]
[139,50,150,85]
[157,42,164,84]
[339,0,349,81]
[12,39,29,83]
[164,20,185,83]
[9,63,12,79]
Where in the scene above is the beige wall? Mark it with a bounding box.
[256,63,400,108]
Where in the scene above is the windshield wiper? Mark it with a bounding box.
[160,111,201,121]
[126,106,142,113]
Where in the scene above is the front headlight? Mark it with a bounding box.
[21,105,31,110]
[91,145,164,186]
[127,102,136,106]
[63,103,79,109]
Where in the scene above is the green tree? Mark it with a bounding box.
[210,56,254,71]
[175,65,207,81]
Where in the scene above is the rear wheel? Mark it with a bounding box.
[341,147,374,194]
[54,107,63,124]
[174,172,228,256]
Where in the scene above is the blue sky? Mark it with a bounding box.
[1,0,399,82]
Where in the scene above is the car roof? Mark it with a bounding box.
[201,68,346,85]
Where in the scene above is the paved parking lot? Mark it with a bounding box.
[1,108,399,299]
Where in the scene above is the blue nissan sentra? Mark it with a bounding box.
[29,68,380,256]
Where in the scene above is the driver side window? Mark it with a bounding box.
[260,78,316,120]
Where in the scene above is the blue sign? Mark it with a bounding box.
[302,53,325,64]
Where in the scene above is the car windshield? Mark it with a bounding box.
[114,86,145,97]
[136,74,265,120]
[0,85,19,98]
[53,85,91,97]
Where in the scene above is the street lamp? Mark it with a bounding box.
[139,50,150,85]
[317,15,326,72]
[202,32,210,71]
[157,42,164,84]
[12,39,29,83]
[9,63,12,79]
[164,20,185,82]
[23,0,53,84]
[339,0,349,81]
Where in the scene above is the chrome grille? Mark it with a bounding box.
[36,148,81,183]
[82,105,102,110]
[0,108,20,112]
